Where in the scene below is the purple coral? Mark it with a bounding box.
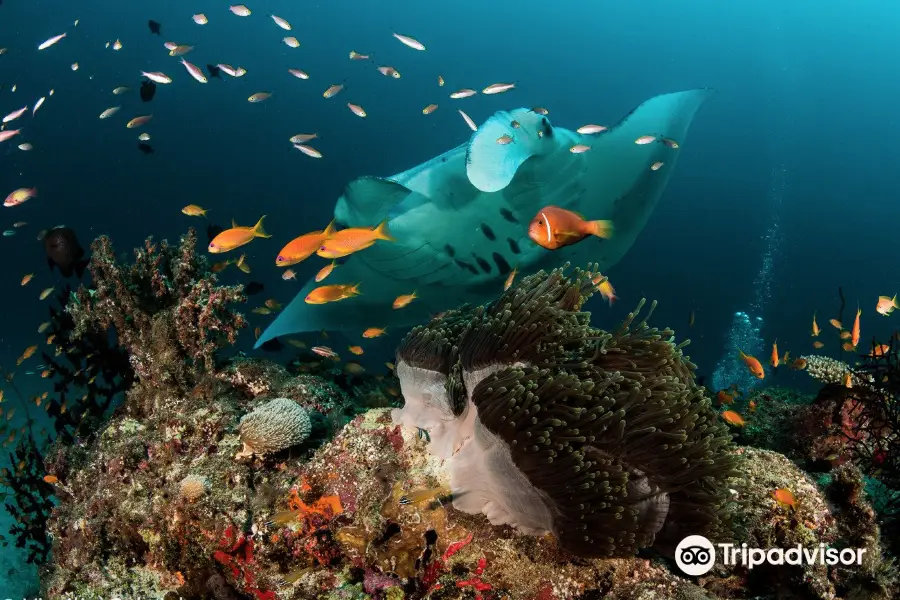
[68,228,247,395]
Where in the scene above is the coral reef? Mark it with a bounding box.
[732,387,814,459]
[803,355,872,389]
[699,447,896,600]
[67,228,247,404]
[37,262,899,600]
[237,397,312,459]
[393,265,739,557]
[40,362,353,600]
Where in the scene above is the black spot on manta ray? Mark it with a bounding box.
[454,259,478,275]
[444,244,456,257]
[480,223,496,241]
[499,208,518,223]
[492,252,511,275]
[473,255,492,274]
[507,238,521,254]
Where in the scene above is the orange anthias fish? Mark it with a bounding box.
[876,294,899,316]
[591,274,617,306]
[716,389,735,405]
[363,327,386,338]
[869,344,890,357]
[277,221,336,267]
[829,318,842,330]
[317,222,394,258]
[739,350,765,379]
[315,260,337,282]
[770,340,780,368]
[209,216,271,253]
[772,488,796,510]
[721,410,746,427]
[393,292,417,309]
[305,283,360,305]
[16,345,37,365]
[790,358,808,370]
[504,268,517,291]
[811,312,820,337]
[851,307,861,348]
[528,206,614,250]
[843,372,853,388]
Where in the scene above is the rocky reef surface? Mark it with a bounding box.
[41,389,897,600]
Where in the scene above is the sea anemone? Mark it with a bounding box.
[393,265,738,557]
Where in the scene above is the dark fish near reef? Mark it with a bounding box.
[259,338,283,352]
[244,281,265,296]
[137,142,154,154]
[148,20,162,35]
[140,80,156,102]
[206,224,224,244]
[44,227,88,278]
[207,64,222,79]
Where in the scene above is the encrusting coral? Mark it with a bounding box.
[67,228,247,401]
[237,397,312,459]
[392,264,739,558]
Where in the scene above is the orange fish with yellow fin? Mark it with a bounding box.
[209,216,270,253]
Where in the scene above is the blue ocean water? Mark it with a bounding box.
[1,0,899,594]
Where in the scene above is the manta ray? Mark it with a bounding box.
[255,88,712,348]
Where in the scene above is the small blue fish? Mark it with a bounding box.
[2,230,14,237]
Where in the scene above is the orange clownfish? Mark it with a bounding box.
[528,206,613,250]
[739,349,764,379]
[277,220,336,267]
[209,216,271,253]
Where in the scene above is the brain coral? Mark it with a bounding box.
[392,265,739,557]
[237,397,311,458]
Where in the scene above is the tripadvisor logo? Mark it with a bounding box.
[675,535,867,576]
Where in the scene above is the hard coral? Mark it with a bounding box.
[178,474,209,502]
[392,264,738,558]
[67,228,246,401]
[237,397,312,459]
